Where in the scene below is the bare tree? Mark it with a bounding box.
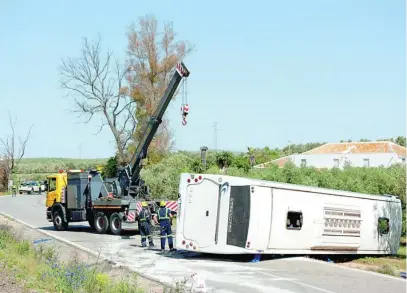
[126,15,194,155]
[59,36,136,163]
[0,113,33,190]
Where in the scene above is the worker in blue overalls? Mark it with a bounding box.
[156,201,175,251]
[137,202,154,248]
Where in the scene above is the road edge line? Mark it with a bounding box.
[300,256,406,282]
[0,212,178,290]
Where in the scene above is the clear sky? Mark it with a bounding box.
[0,0,405,158]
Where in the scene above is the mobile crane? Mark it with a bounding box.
[45,62,190,235]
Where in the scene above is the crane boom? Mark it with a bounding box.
[117,62,190,198]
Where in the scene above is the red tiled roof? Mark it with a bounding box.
[303,141,406,157]
[389,143,407,158]
[254,141,407,168]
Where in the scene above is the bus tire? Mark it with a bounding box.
[94,212,109,234]
[53,209,68,231]
[109,213,122,235]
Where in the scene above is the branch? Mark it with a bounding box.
[16,124,33,166]
[93,118,108,135]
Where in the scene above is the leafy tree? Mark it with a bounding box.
[126,15,194,160]
[215,151,234,170]
[102,156,118,178]
[395,136,406,147]
[282,142,325,155]
[190,158,207,173]
[231,154,251,172]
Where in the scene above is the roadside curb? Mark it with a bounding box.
[0,212,178,291]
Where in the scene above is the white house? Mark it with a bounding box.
[254,141,407,169]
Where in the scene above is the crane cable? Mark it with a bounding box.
[181,77,189,125]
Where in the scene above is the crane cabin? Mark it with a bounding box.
[175,173,402,255]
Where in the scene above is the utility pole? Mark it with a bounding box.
[213,122,218,152]
[200,146,208,169]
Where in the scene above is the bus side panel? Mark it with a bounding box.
[246,186,272,251]
[375,200,402,254]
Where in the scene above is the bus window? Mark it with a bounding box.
[378,217,389,235]
[226,186,251,248]
[286,211,303,230]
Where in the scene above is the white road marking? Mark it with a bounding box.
[299,257,406,282]
[257,271,337,293]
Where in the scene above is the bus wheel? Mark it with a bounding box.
[53,210,68,231]
[109,213,122,235]
[94,212,109,234]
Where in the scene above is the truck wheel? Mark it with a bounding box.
[87,210,95,230]
[94,212,110,234]
[53,210,68,231]
[109,213,122,235]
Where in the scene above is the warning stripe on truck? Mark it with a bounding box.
[127,211,136,222]
[135,201,178,213]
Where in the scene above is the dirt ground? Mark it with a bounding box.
[0,264,34,293]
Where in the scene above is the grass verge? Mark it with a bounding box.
[0,223,190,293]
[339,246,406,277]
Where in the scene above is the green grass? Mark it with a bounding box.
[0,224,144,293]
[351,246,406,276]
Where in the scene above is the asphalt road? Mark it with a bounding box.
[0,193,405,293]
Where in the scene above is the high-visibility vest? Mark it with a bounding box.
[139,209,148,222]
[158,207,170,221]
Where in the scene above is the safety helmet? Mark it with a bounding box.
[141,201,148,207]
[160,201,166,207]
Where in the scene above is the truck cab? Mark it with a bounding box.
[45,171,68,221]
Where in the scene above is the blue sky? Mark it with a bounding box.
[0,0,405,158]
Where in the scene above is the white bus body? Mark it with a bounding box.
[176,173,402,255]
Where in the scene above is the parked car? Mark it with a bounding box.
[19,181,45,194]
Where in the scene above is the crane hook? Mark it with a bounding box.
[181,104,189,126]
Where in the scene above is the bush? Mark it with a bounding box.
[141,153,195,200]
